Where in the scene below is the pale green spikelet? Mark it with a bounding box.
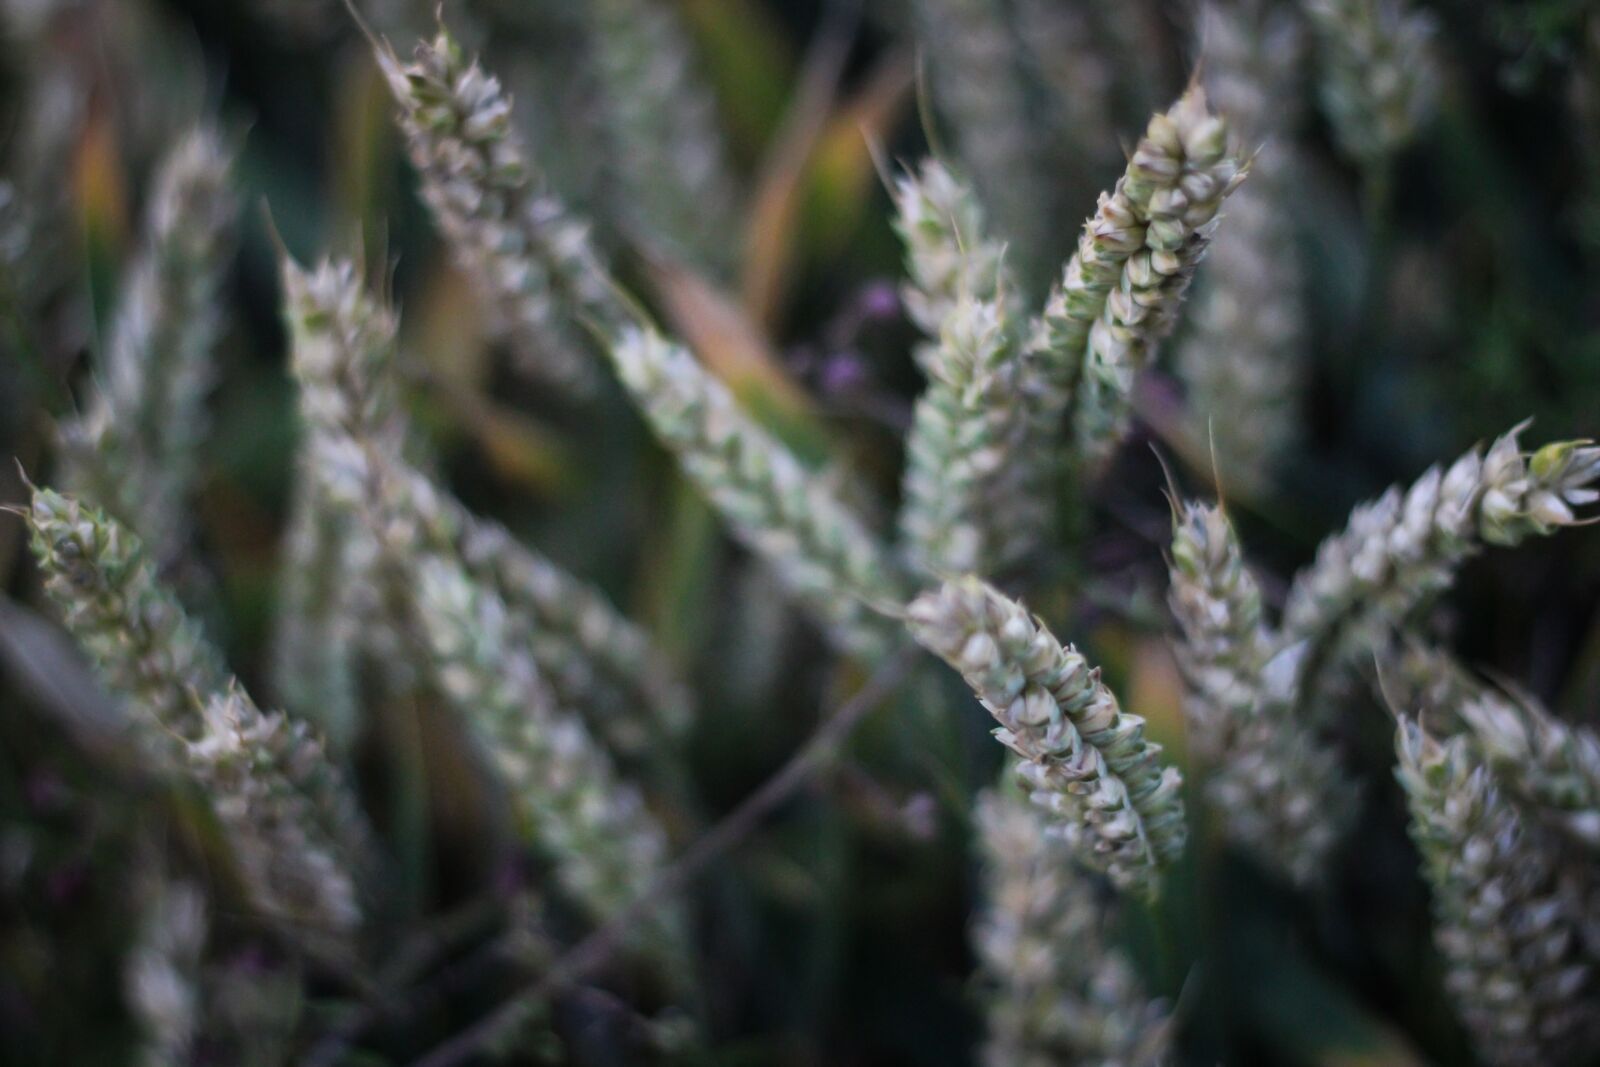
[907,577,1186,898]
[973,789,1172,1067]
[892,159,1019,348]
[376,26,619,392]
[1458,689,1600,851]
[1396,718,1600,1067]
[1168,500,1351,884]
[1166,500,1272,761]
[1178,1,1308,491]
[898,293,1039,578]
[1071,86,1249,470]
[610,325,905,657]
[587,0,740,274]
[1301,0,1439,162]
[1283,425,1600,712]
[59,126,237,566]
[22,487,371,937]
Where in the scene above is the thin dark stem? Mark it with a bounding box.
[301,898,506,1067]
[400,646,917,1067]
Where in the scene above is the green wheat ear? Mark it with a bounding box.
[1301,0,1439,163]
[374,24,612,394]
[1167,498,1351,886]
[1397,717,1600,1066]
[907,576,1186,900]
[587,0,740,276]
[974,788,1173,1066]
[610,325,907,657]
[1284,424,1600,719]
[22,485,370,943]
[1177,0,1308,494]
[892,160,1049,578]
[59,126,237,568]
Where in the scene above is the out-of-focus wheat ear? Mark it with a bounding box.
[1399,643,1600,853]
[58,126,238,567]
[1177,1,1308,492]
[280,251,694,767]
[124,861,206,1067]
[407,549,693,990]
[361,450,690,986]
[373,24,618,393]
[1396,718,1600,1067]
[273,255,401,749]
[586,0,740,276]
[19,486,374,939]
[973,789,1173,1066]
[1284,425,1600,719]
[910,0,1056,286]
[1010,0,1122,190]
[908,577,1186,898]
[1300,0,1439,163]
[185,687,364,942]
[372,453,696,779]
[1458,688,1600,851]
[610,325,906,657]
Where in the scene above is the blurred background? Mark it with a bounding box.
[2,0,1600,1064]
